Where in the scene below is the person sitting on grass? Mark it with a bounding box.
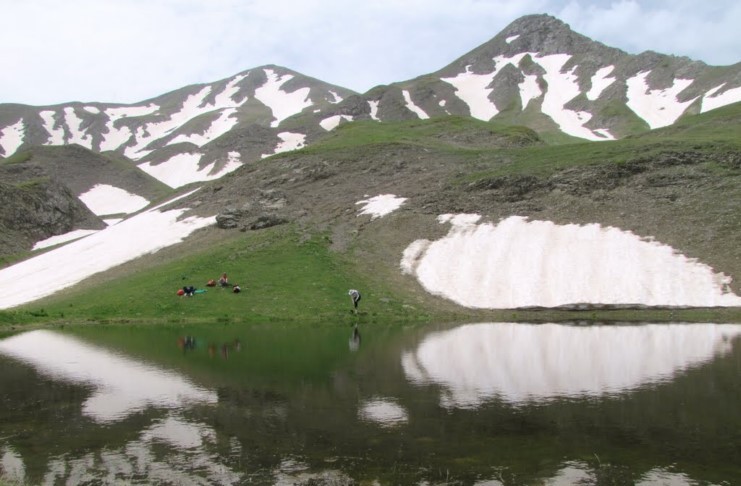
[219,273,229,287]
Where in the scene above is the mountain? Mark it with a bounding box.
[327,14,741,142]
[0,14,740,315]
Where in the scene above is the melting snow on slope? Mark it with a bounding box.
[78,184,150,215]
[138,152,242,189]
[167,107,240,147]
[254,69,312,127]
[626,71,697,129]
[401,215,741,308]
[442,53,614,140]
[356,194,407,220]
[441,66,500,120]
[401,322,741,407]
[368,100,380,121]
[0,119,24,157]
[124,75,248,159]
[0,192,215,309]
[262,132,306,158]
[320,114,353,131]
[505,34,520,44]
[586,66,616,100]
[0,330,217,422]
[100,104,159,152]
[536,54,614,140]
[701,83,741,113]
[32,229,100,251]
[64,107,93,148]
[402,90,429,119]
[39,110,65,145]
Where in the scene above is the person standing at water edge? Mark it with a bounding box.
[348,289,361,311]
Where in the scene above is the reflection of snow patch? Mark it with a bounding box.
[356,194,407,220]
[359,398,408,427]
[401,215,741,308]
[401,322,741,407]
[0,330,217,421]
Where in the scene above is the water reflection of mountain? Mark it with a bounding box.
[2,323,741,485]
[0,330,216,422]
[402,323,741,407]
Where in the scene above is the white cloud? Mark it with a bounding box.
[0,0,738,105]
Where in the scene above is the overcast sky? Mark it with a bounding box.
[2,0,739,106]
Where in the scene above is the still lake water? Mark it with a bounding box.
[0,321,740,485]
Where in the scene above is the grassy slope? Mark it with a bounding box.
[2,106,740,327]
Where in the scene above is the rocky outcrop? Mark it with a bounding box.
[0,164,104,259]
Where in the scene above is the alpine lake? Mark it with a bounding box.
[1,320,740,485]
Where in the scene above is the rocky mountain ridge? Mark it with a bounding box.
[0,14,739,193]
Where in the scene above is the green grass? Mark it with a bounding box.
[11,225,422,326]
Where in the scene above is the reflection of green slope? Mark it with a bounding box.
[54,324,741,484]
[68,322,404,389]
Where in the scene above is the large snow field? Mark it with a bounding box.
[402,322,741,407]
[626,72,697,129]
[255,69,312,127]
[0,195,215,309]
[401,214,741,308]
[0,119,24,157]
[0,330,216,422]
[138,152,243,189]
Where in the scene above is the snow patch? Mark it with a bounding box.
[64,107,93,148]
[356,194,407,220]
[167,108,240,147]
[320,114,353,131]
[0,119,25,157]
[400,215,741,308]
[519,74,542,110]
[124,76,248,159]
[534,53,613,141]
[78,184,150,216]
[401,90,429,119]
[441,66,498,121]
[39,110,65,145]
[701,83,741,113]
[32,229,99,250]
[100,103,159,152]
[261,132,306,158]
[626,71,697,129]
[254,69,312,127]
[368,100,380,121]
[138,152,241,189]
[83,106,100,114]
[401,322,741,407]
[586,66,616,100]
[328,90,343,104]
[0,195,215,309]
[505,34,520,44]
